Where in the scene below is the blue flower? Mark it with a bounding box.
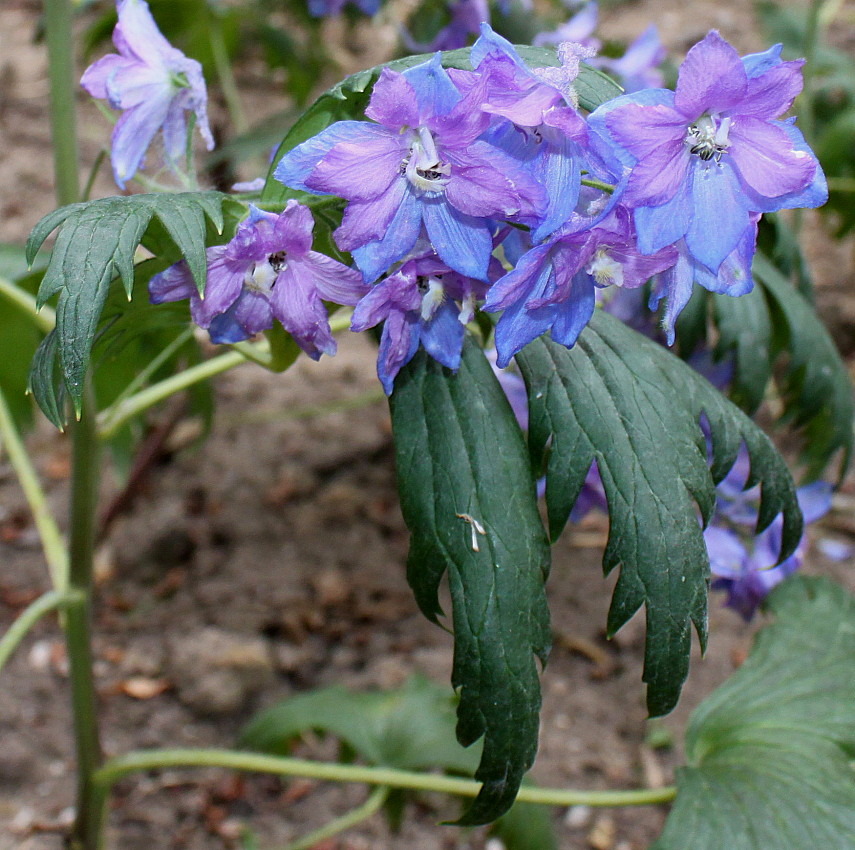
[349,246,493,393]
[588,31,826,274]
[80,0,214,189]
[704,449,832,620]
[149,202,367,359]
[275,54,546,283]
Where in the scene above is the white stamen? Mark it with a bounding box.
[458,292,477,325]
[586,249,624,287]
[245,258,277,292]
[420,278,445,321]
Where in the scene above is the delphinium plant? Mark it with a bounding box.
[1,0,854,848]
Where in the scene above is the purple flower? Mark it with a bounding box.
[275,54,546,283]
[401,0,490,52]
[533,1,600,50]
[149,202,368,359]
[648,213,758,344]
[308,0,379,16]
[705,448,832,619]
[486,206,677,367]
[80,0,214,189]
[588,32,826,274]
[591,25,666,94]
[456,26,591,242]
[350,247,494,393]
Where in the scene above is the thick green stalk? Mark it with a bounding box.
[43,0,80,206]
[65,389,104,850]
[43,3,104,847]
[92,748,677,819]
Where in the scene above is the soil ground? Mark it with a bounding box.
[1,1,854,849]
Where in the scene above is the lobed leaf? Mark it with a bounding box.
[389,338,551,825]
[25,192,240,421]
[752,253,854,480]
[653,576,855,850]
[515,311,802,716]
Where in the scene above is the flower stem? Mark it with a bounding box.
[207,7,248,135]
[96,314,353,439]
[285,786,389,850]
[0,277,57,334]
[43,0,80,206]
[65,387,104,850]
[580,176,614,194]
[0,589,71,675]
[0,385,67,589]
[91,748,676,814]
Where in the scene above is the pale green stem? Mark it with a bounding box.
[0,589,72,674]
[0,277,57,334]
[92,749,676,813]
[97,313,353,439]
[207,8,248,134]
[827,177,855,192]
[82,150,107,202]
[0,387,68,589]
[285,786,389,850]
[581,177,615,194]
[106,328,195,413]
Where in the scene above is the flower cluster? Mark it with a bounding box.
[141,23,825,395]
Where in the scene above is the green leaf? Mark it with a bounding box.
[261,47,621,203]
[710,282,773,414]
[25,192,240,421]
[389,338,551,825]
[515,311,802,716]
[240,674,479,774]
[752,253,854,480]
[489,792,558,850]
[652,576,855,850]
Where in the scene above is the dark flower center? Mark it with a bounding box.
[684,115,732,162]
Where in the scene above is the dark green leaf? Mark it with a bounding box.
[27,331,64,430]
[389,338,551,825]
[240,674,479,774]
[711,283,772,414]
[653,576,855,850]
[262,47,621,202]
[25,192,239,421]
[516,311,801,716]
[752,253,854,480]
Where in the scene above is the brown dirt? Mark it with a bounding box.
[2,1,854,849]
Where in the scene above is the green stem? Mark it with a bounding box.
[285,786,389,850]
[207,8,248,134]
[0,277,57,334]
[96,314,353,439]
[92,749,676,814]
[0,386,67,589]
[44,0,80,206]
[0,589,72,674]
[65,387,104,850]
[106,328,195,413]
[827,177,855,192]
[82,150,107,202]
[97,348,247,439]
[580,176,615,194]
